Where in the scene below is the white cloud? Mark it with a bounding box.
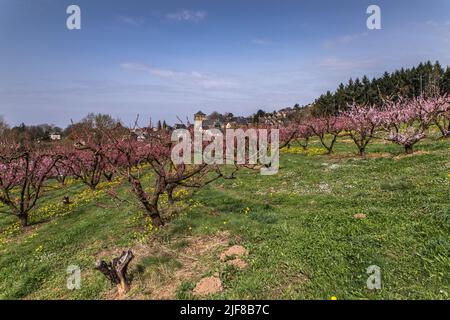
[165,9,207,23]
[426,20,450,27]
[426,20,439,27]
[118,16,145,26]
[121,63,236,90]
[322,32,368,49]
[424,20,450,46]
[252,38,272,46]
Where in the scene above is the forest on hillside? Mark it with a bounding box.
[312,61,450,116]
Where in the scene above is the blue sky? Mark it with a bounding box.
[1,0,450,127]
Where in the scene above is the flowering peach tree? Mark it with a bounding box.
[430,95,450,137]
[343,104,383,156]
[381,96,441,154]
[305,116,345,154]
[0,140,61,227]
[95,127,224,227]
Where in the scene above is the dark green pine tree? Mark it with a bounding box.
[335,83,347,111]
[310,61,449,116]
[360,75,371,105]
[429,61,444,96]
[380,71,393,98]
[314,91,337,116]
[353,78,365,104]
[441,67,450,95]
[346,78,355,99]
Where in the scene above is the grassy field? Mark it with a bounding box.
[0,136,449,300]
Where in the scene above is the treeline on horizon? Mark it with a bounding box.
[0,113,121,143]
[311,60,450,116]
[1,60,449,141]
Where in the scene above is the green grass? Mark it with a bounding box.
[0,136,449,300]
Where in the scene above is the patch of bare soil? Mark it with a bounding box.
[117,231,231,300]
[329,152,393,161]
[339,139,355,144]
[326,152,356,161]
[393,150,430,160]
[219,245,249,261]
[365,152,393,159]
[189,245,250,297]
[192,276,223,296]
[225,258,248,270]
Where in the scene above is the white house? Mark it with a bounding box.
[50,133,61,141]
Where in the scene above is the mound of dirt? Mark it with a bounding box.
[226,258,248,270]
[193,276,223,296]
[219,245,249,261]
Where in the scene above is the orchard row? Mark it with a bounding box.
[0,95,449,228]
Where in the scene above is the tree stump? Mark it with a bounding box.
[95,250,134,296]
[63,196,71,205]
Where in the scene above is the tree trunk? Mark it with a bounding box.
[104,172,114,182]
[405,145,414,154]
[167,185,175,206]
[318,136,332,155]
[57,176,66,187]
[128,175,164,227]
[146,209,163,227]
[301,137,309,150]
[18,213,28,227]
[96,250,134,296]
[63,196,71,205]
[359,147,366,157]
[325,135,338,155]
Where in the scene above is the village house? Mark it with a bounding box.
[194,111,251,131]
[131,128,147,142]
[49,132,61,141]
[174,123,187,130]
